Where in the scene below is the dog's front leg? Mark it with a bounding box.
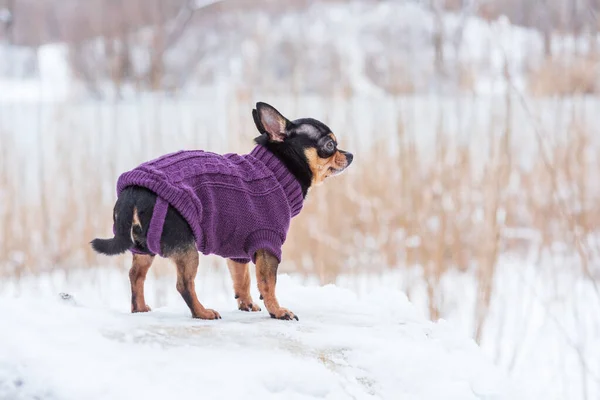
[227,259,261,312]
[255,249,298,321]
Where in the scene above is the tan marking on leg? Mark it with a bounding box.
[255,249,298,321]
[131,207,141,243]
[171,249,221,320]
[129,254,154,313]
[227,260,261,312]
[132,207,141,226]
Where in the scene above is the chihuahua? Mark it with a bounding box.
[91,102,353,321]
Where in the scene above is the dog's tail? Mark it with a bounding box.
[90,194,135,256]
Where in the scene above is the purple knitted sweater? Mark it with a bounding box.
[116,145,304,263]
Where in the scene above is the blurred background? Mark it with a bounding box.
[1,0,599,398]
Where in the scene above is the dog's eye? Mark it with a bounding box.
[325,141,336,153]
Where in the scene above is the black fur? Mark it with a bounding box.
[91,186,195,257]
[254,136,313,197]
[253,114,341,197]
[90,191,135,255]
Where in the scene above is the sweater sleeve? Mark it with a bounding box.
[246,229,285,264]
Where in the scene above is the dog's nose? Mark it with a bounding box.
[345,152,353,166]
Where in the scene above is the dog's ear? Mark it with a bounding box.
[253,102,292,142]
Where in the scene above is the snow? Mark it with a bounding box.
[1,2,598,398]
[0,272,512,400]
[0,44,72,102]
[1,90,598,399]
[334,260,600,400]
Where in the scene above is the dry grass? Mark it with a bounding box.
[282,95,600,339]
[1,94,600,345]
[528,55,600,97]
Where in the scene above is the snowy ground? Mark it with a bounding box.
[1,3,597,397]
[0,271,513,400]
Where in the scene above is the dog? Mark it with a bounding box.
[91,102,353,321]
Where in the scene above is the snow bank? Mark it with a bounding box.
[0,274,512,399]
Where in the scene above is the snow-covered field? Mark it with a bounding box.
[3,257,597,399]
[2,1,600,399]
[0,271,512,400]
[2,82,599,400]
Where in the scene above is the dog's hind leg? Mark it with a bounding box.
[129,253,154,313]
[171,248,221,320]
[226,260,261,312]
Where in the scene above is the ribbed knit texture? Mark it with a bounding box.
[116,145,304,263]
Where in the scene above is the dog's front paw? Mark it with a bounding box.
[269,307,299,321]
[238,298,261,312]
[194,308,222,320]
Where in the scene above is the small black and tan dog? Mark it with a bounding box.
[91,103,353,321]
